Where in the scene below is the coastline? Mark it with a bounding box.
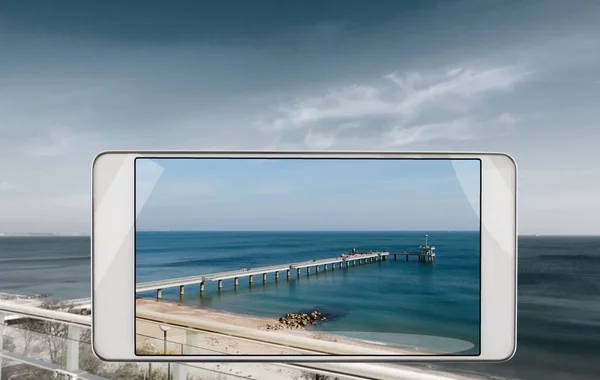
[136,298,432,356]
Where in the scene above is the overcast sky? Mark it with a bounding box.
[0,0,599,235]
[136,158,481,231]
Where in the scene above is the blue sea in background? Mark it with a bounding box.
[135,231,481,355]
[0,235,599,380]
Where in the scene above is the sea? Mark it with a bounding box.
[0,234,599,380]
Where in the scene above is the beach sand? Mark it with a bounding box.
[135,298,429,356]
[134,299,492,380]
[0,296,487,380]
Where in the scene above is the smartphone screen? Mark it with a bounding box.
[133,157,481,357]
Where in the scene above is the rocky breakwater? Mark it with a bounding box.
[264,311,328,331]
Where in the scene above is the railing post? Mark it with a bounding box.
[66,325,81,372]
[184,329,199,354]
[172,330,199,380]
[172,363,186,380]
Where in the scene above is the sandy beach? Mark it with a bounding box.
[134,299,493,380]
[0,296,486,380]
[136,298,432,356]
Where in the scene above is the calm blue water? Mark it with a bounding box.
[0,235,599,380]
[135,231,481,354]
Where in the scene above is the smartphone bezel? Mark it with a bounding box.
[91,151,517,363]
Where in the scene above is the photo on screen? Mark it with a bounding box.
[134,158,481,356]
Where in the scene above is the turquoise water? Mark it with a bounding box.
[135,230,481,354]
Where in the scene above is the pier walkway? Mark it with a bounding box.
[137,244,436,299]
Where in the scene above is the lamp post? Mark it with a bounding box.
[159,324,171,380]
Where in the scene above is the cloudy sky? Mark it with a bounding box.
[0,0,598,235]
[136,158,481,231]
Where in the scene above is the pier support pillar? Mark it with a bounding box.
[179,285,185,296]
[249,275,253,284]
[406,255,408,261]
[275,272,279,281]
[200,282,205,293]
[218,280,223,289]
[234,277,239,288]
[66,325,81,373]
[297,268,301,276]
[316,265,319,273]
[332,263,335,271]
[324,264,327,271]
[157,289,162,299]
[307,267,310,275]
[263,273,267,283]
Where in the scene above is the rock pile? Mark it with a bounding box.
[264,311,328,331]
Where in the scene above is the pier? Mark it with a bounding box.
[137,237,437,300]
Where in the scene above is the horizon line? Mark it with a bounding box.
[135,229,479,233]
[1,232,600,237]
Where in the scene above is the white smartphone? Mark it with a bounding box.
[91,151,517,363]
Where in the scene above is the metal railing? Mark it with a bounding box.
[0,300,477,380]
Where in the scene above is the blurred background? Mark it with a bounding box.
[1,1,599,379]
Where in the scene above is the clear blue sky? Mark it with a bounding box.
[0,1,598,234]
[135,158,480,231]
